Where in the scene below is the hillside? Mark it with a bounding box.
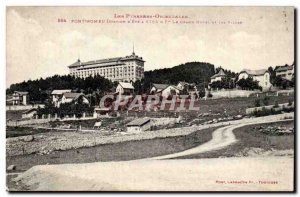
[144,62,215,85]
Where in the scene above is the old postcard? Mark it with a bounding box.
[6,6,295,192]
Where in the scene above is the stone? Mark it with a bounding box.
[23,135,34,142]
[236,115,243,119]
[7,165,16,171]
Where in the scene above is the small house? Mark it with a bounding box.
[116,82,134,95]
[238,69,271,91]
[210,69,226,83]
[51,89,72,107]
[126,118,152,133]
[177,81,198,97]
[275,64,294,81]
[61,92,89,105]
[150,83,169,95]
[161,85,180,98]
[12,91,29,105]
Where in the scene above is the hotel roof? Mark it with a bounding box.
[68,53,145,68]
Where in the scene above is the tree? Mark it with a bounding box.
[7,74,114,103]
[236,77,261,90]
[268,66,276,85]
[133,80,143,94]
[210,77,235,90]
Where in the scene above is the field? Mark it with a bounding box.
[6,95,293,132]
[6,110,26,121]
[113,95,295,126]
[7,126,219,172]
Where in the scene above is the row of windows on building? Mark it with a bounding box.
[71,65,142,73]
[71,68,144,78]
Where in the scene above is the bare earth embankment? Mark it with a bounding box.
[13,157,294,191]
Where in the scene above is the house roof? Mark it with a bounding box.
[14,91,28,95]
[22,108,38,114]
[152,83,169,90]
[162,85,181,91]
[127,118,151,127]
[178,81,189,86]
[240,69,268,76]
[177,81,195,87]
[51,89,72,95]
[211,69,226,79]
[275,65,294,72]
[119,82,134,89]
[63,92,85,100]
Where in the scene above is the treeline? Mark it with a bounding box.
[133,62,216,93]
[7,61,235,103]
[7,75,114,103]
[145,62,215,85]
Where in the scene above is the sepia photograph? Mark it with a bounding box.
[5,6,295,192]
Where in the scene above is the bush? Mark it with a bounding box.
[262,96,270,106]
[288,99,293,106]
[282,106,294,113]
[253,107,281,117]
[274,101,279,108]
[254,99,261,107]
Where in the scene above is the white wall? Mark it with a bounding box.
[210,89,259,99]
[116,84,124,94]
[162,86,180,97]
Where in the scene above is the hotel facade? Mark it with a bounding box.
[68,51,145,82]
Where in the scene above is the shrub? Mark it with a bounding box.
[254,99,261,107]
[262,96,270,106]
[282,106,294,113]
[288,99,293,106]
[274,101,279,108]
[253,107,281,117]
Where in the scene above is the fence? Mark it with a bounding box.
[6,112,98,127]
[209,89,259,99]
[246,102,294,115]
[6,104,45,111]
[209,89,294,99]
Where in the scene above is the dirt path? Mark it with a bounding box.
[148,117,294,160]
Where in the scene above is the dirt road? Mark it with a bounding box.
[148,116,294,160]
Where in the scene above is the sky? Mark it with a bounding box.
[6,6,294,87]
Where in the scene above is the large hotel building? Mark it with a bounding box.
[68,51,145,82]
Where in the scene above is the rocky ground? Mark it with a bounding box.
[6,121,231,157]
